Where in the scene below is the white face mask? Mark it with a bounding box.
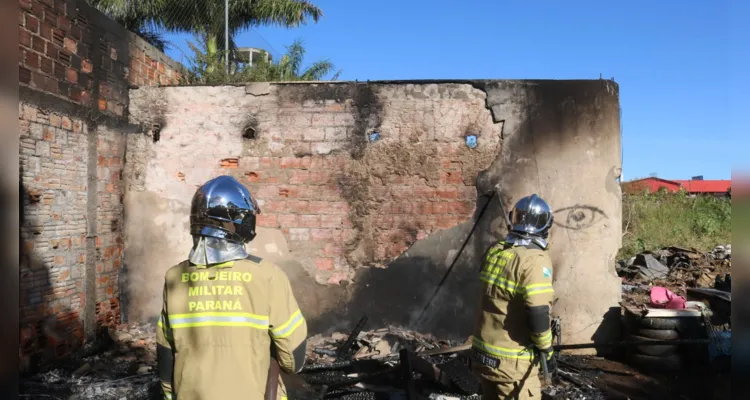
[188,236,248,265]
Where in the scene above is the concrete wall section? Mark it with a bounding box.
[18,0,183,368]
[482,81,623,350]
[125,80,622,348]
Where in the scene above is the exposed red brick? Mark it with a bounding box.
[40,56,53,74]
[31,35,45,53]
[315,258,334,271]
[81,59,92,73]
[436,187,458,199]
[51,29,64,47]
[320,215,346,228]
[39,22,52,40]
[45,42,57,58]
[25,14,39,33]
[65,67,76,83]
[287,200,310,214]
[42,126,54,141]
[69,86,82,102]
[19,27,31,47]
[61,116,72,130]
[298,215,321,228]
[30,71,45,88]
[257,214,278,227]
[311,229,333,241]
[62,36,76,54]
[440,171,463,185]
[57,15,70,32]
[220,158,239,168]
[245,171,260,183]
[278,187,296,198]
[277,214,298,227]
[25,52,39,69]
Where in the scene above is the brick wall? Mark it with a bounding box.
[19,103,88,362]
[124,83,503,319]
[126,81,623,343]
[18,0,182,369]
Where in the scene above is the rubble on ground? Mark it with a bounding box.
[20,244,732,399]
[20,319,728,400]
[20,323,160,400]
[617,245,731,308]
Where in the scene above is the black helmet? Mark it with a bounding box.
[190,175,261,243]
[509,194,553,237]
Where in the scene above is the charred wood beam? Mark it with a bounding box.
[399,349,416,400]
[336,316,369,361]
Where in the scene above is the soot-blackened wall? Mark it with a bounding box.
[125,80,622,349]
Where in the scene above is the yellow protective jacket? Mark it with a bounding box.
[156,255,308,400]
[472,241,555,365]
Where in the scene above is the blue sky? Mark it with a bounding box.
[163,0,745,181]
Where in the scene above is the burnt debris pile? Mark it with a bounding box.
[20,311,729,399]
[20,322,160,400]
[617,245,731,307]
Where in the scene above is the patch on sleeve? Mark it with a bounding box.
[542,267,552,278]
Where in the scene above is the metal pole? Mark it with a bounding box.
[225,0,229,74]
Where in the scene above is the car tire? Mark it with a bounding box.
[636,328,680,340]
[624,312,681,330]
[627,334,679,356]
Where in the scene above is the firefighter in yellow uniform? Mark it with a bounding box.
[471,194,555,399]
[156,175,307,400]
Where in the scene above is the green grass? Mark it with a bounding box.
[619,190,731,260]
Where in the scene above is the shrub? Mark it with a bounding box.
[619,189,731,260]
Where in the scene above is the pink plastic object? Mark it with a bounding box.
[649,286,687,309]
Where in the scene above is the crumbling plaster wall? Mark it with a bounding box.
[124,80,622,349]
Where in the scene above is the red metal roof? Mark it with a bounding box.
[623,178,731,194]
[673,180,731,193]
[622,178,682,194]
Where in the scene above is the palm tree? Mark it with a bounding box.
[182,37,341,84]
[253,39,341,81]
[88,0,322,60]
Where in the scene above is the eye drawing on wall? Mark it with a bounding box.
[553,205,608,230]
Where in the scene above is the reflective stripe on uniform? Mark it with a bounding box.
[163,392,172,400]
[479,271,518,293]
[532,331,553,347]
[480,271,553,298]
[158,314,173,341]
[271,310,304,339]
[471,336,534,360]
[523,282,554,297]
[168,312,270,329]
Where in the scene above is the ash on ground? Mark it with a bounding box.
[20,323,160,400]
[20,319,727,399]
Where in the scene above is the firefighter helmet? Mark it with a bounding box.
[189,175,261,243]
[509,194,553,237]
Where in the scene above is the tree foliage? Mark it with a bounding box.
[88,0,322,55]
[181,36,341,84]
